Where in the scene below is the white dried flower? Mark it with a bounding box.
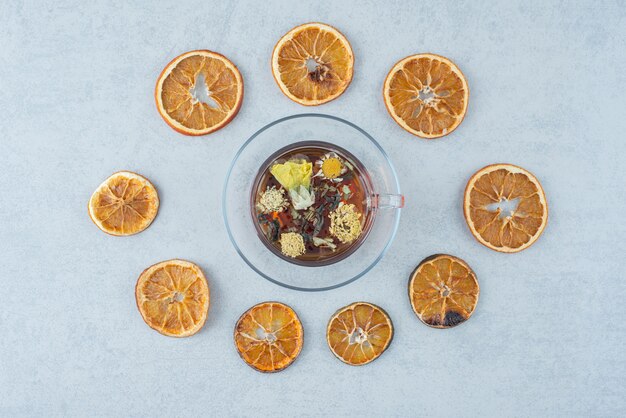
[289,185,315,210]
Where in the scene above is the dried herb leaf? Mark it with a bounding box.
[312,213,324,236]
[266,220,280,242]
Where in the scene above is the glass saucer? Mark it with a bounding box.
[222,113,402,291]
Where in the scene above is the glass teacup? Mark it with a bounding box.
[250,140,403,267]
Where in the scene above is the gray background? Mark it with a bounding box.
[1,1,624,416]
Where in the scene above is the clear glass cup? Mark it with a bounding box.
[223,114,404,291]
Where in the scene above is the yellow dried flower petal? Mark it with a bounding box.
[270,160,312,190]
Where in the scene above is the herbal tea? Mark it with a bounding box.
[251,141,374,265]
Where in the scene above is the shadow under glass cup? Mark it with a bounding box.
[223,114,403,291]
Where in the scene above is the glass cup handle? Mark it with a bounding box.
[371,194,405,209]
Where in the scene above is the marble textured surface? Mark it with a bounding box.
[1,1,625,416]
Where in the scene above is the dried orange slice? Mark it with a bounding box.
[155,50,243,136]
[135,259,210,337]
[409,254,479,328]
[271,22,354,106]
[383,53,469,138]
[88,171,159,236]
[464,164,548,252]
[234,302,303,373]
[326,302,393,366]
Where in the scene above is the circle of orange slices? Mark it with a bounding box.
[409,254,479,328]
[234,302,304,373]
[326,302,393,366]
[155,50,244,136]
[464,164,548,252]
[272,22,354,106]
[383,53,469,139]
[135,259,210,337]
[88,171,159,236]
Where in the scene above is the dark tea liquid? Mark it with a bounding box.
[251,141,375,266]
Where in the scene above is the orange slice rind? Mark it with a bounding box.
[234,302,304,373]
[464,164,548,252]
[272,22,354,106]
[155,50,243,136]
[384,53,469,139]
[409,254,479,328]
[135,259,210,337]
[88,171,159,236]
[326,302,393,366]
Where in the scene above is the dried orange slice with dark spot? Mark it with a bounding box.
[409,254,479,328]
[88,171,159,236]
[384,53,469,138]
[272,22,354,106]
[234,302,303,373]
[155,50,243,136]
[326,302,393,366]
[464,164,548,252]
[135,259,210,337]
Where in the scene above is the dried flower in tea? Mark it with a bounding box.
[314,152,348,182]
[257,186,288,213]
[329,203,362,244]
[270,160,316,211]
[270,160,312,190]
[280,232,306,258]
[289,185,315,210]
